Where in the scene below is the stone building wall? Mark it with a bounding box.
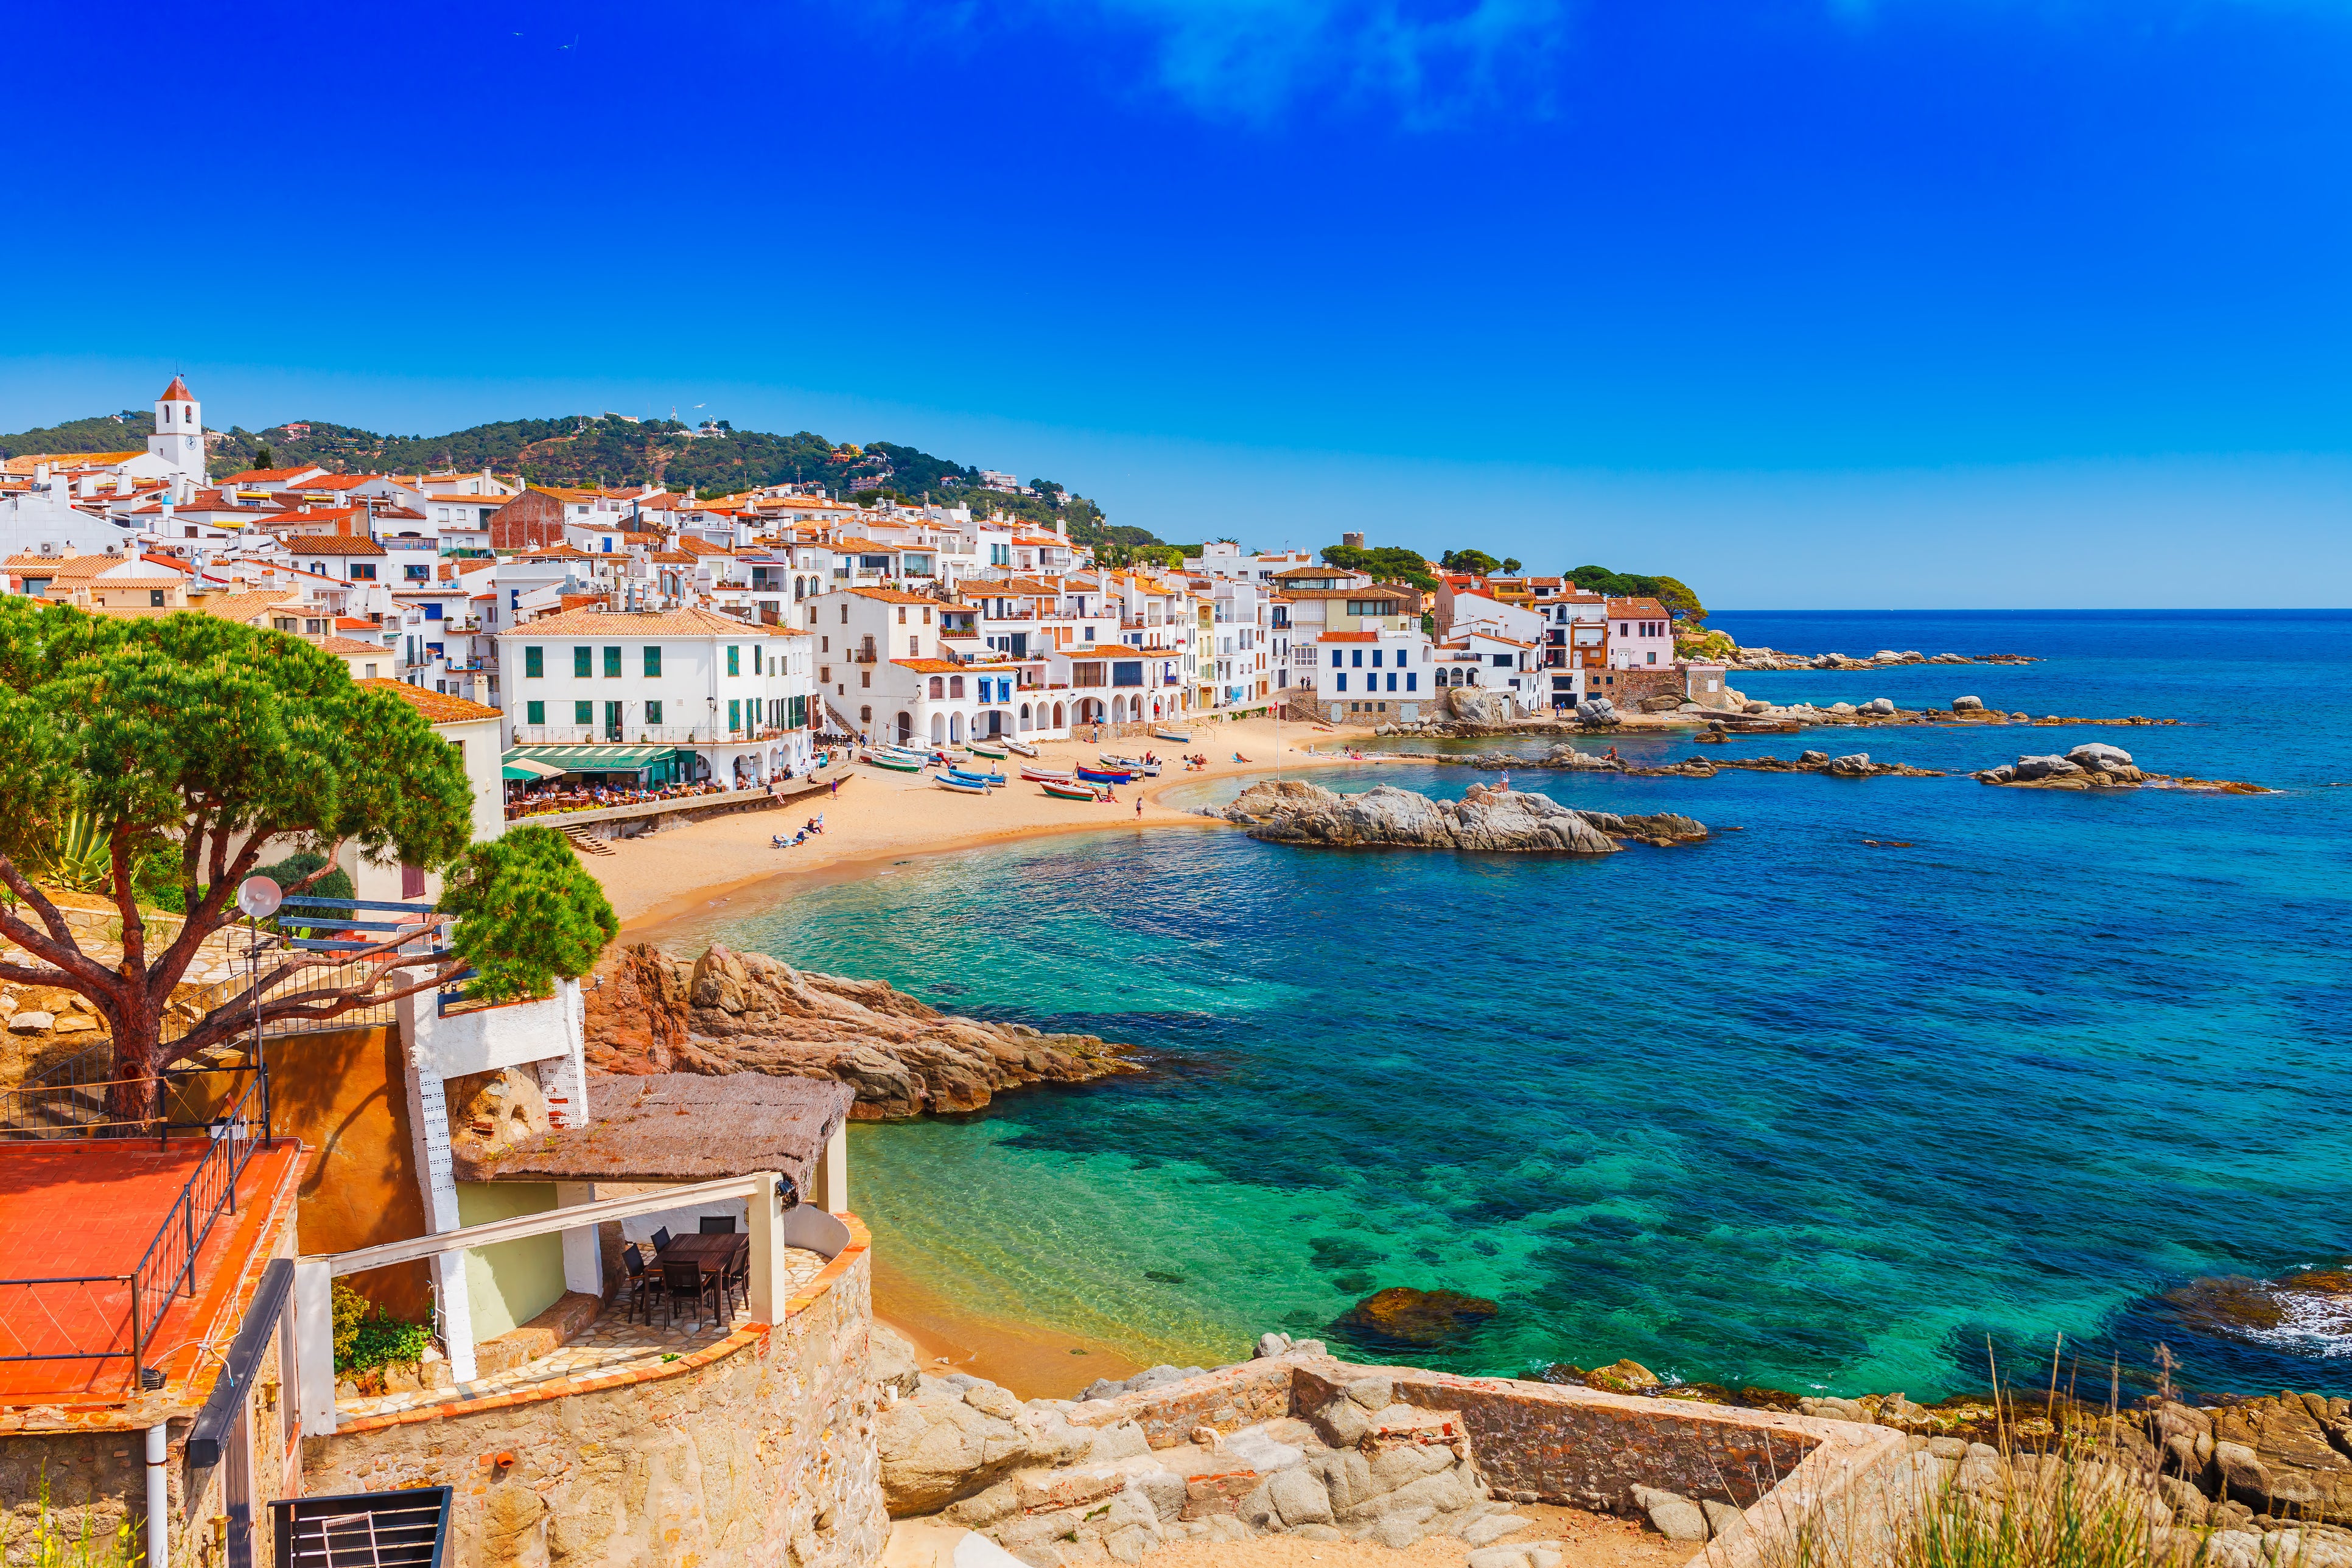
[299,1219,884,1568]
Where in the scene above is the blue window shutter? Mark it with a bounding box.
[1335,673,1346,692]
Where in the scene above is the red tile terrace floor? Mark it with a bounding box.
[0,1138,301,1403]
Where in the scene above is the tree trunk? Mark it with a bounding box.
[100,995,163,1135]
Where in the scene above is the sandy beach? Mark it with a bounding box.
[601,713,1390,934]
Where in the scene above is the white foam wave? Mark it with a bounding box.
[2235,1287,2352,1360]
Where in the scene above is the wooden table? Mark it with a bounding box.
[655,1234,737,1278]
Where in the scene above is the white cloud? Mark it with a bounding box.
[1024,0,1578,126]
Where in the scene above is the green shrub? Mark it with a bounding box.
[330,1281,431,1374]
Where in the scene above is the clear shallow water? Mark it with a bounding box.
[677,611,2352,1401]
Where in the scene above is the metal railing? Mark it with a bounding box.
[0,1072,269,1391]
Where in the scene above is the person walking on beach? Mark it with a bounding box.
[1135,797,1143,820]
[830,776,841,797]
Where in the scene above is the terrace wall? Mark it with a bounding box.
[299,1218,884,1568]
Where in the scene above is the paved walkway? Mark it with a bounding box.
[337,1246,833,1419]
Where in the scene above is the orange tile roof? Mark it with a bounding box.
[891,658,964,673]
[359,678,502,724]
[1316,632,1380,643]
[1606,598,1669,618]
[844,587,939,605]
[308,635,391,656]
[159,376,194,402]
[281,534,387,555]
[225,467,324,483]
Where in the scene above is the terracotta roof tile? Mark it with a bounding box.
[359,678,502,724]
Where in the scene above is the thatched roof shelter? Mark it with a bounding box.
[456,1073,853,1203]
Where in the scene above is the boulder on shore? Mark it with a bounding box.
[584,943,1138,1119]
[1951,695,1986,713]
[1220,780,1706,854]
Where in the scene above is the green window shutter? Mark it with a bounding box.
[727,646,740,677]
[573,646,591,677]
[646,700,663,724]
[603,646,620,678]
[574,700,592,724]
[643,646,661,677]
[728,699,741,732]
[524,646,543,678]
[525,700,544,724]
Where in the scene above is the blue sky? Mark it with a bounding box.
[5,0,2348,605]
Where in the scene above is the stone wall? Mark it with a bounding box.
[300,1218,886,1568]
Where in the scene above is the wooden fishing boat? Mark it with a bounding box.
[864,752,926,772]
[1076,766,1136,784]
[1098,754,1161,777]
[1020,766,1076,783]
[965,741,1010,759]
[1153,729,1192,743]
[946,767,1006,788]
[1003,740,1039,758]
[1040,780,1106,801]
[934,775,990,795]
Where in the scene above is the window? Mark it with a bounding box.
[1371,649,1382,667]
[573,646,592,677]
[1405,673,1416,691]
[424,602,443,620]
[727,646,740,676]
[1111,661,1143,688]
[1351,650,1363,667]
[349,564,376,580]
[1647,651,1657,664]
[1493,654,1512,668]
[729,699,741,732]
[1335,673,1348,692]
[525,646,543,677]
[1387,673,1398,691]
[149,589,164,607]
[643,646,661,677]
[909,637,920,657]
[645,699,663,724]
[1345,600,1395,618]
[574,700,593,724]
[525,699,544,724]
[929,676,944,698]
[898,607,906,625]
[949,675,965,698]
[401,864,425,899]
[861,671,870,688]
[603,646,620,677]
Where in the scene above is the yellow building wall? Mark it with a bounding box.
[455,1181,565,1338]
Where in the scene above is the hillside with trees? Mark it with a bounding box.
[0,404,1172,553]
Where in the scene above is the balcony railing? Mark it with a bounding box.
[508,724,803,745]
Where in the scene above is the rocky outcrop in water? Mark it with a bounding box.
[584,943,1137,1119]
[1215,781,1706,853]
[1974,743,2273,794]
[1728,645,2040,671]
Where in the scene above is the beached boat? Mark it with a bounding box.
[1040,780,1106,801]
[946,766,1006,788]
[965,741,1010,759]
[934,775,990,795]
[1003,740,1039,758]
[1076,766,1136,784]
[1020,766,1076,783]
[1153,729,1192,743]
[1098,754,1161,777]
[864,752,926,772]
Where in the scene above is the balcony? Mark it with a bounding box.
[508,724,803,746]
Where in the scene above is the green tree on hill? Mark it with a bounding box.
[1321,543,1437,591]
[0,602,617,1126]
[1564,565,1707,626]
[1440,548,1500,575]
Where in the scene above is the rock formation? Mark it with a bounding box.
[1974,743,2272,793]
[583,943,1137,1119]
[1330,1287,1501,1349]
[1215,781,1706,854]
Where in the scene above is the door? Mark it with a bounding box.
[1010,632,1028,658]
[604,701,622,740]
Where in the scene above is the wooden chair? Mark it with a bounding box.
[698,1216,735,1235]
[722,1235,751,1312]
[660,1259,720,1329]
[619,1245,656,1324]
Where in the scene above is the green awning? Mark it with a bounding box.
[503,756,567,779]
[508,744,680,769]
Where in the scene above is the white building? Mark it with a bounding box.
[497,606,814,786]
[345,681,506,904]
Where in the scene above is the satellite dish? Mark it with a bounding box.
[236,876,282,919]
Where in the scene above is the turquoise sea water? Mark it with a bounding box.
[675,611,2352,1402]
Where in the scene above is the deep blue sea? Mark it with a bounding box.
[678,611,2352,1403]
